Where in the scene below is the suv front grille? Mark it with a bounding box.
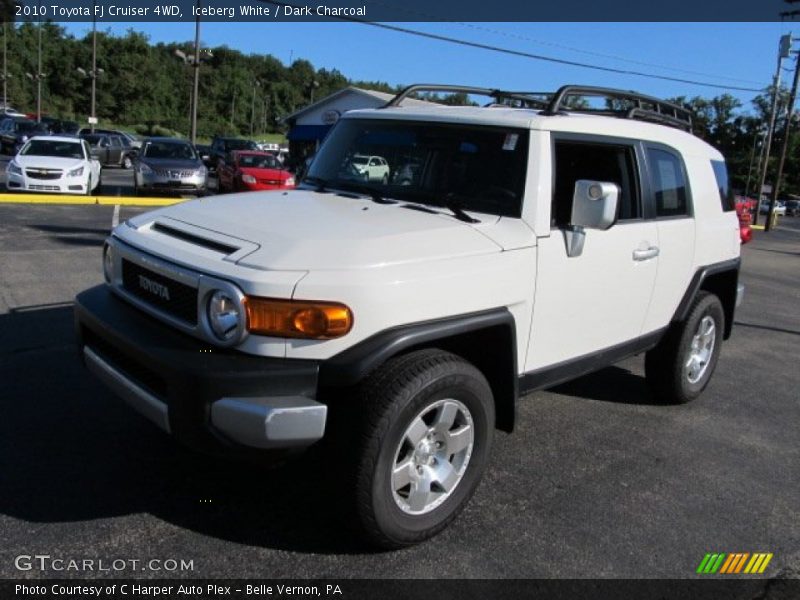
[155,169,196,178]
[121,259,198,325]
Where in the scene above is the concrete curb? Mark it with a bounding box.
[0,193,185,206]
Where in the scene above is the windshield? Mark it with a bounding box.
[21,140,84,159]
[305,119,529,218]
[143,141,197,160]
[225,139,258,151]
[17,121,43,133]
[239,154,280,169]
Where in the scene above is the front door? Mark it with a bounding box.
[526,135,659,372]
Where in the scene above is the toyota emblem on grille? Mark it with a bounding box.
[138,274,171,300]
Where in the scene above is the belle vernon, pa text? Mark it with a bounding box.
[35,3,368,19]
[16,583,344,596]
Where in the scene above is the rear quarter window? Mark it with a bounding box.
[711,160,735,212]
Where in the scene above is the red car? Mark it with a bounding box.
[734,196,755,245]
[217,151,295,192]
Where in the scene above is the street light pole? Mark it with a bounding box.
[36,18,42,122]
[90,4,97,132]
[190,0,201,145]
[2,22,8,110]
[766,49,800,232]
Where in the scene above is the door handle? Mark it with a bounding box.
[633,246,660,261]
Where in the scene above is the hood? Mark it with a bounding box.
[14,155,85,170]
[128,189,510,271]
[140,157,202,170]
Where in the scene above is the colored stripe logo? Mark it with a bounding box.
[696,553,773,574]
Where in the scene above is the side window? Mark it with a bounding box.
[711,160,735,212]
[552,140,640,227]
[648,148,689,218]
[110,136,122,148]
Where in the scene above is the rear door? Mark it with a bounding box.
[526,135,659,371]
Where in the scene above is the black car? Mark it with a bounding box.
[81,133,137,169]
[38,116,79,135]
[209,136,259,170]
[0,118,50,155]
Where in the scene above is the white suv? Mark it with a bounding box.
[75,84,743,549]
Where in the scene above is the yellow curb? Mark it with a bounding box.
[751,224,765,230]
[0,193,186,206]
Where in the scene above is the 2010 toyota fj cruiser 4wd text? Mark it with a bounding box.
[75,84,744,548]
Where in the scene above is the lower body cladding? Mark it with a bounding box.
[74,285,325,455]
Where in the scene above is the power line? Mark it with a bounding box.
[361,21,766,93]
[260,1,767,93]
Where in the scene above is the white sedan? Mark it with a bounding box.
[6,135,101,195]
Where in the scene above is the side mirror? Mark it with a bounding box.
[564,180,619,258]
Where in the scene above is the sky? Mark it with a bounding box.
[60,21,795,112]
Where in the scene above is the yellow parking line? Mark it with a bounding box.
[0,193,185,206]
[751,224,765,230]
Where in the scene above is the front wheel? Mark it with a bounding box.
[645,291,725,404]
[122,155,133,169]
[355,349,494,549]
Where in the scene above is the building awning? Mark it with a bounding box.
[287,124,332,142]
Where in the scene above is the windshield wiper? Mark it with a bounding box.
[440,193,480,224]
[338,182,397,205]
[302,175,329,193]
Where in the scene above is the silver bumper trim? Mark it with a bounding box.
[736,283,745,308]
[211,396,327,449]
[84,346,171,434]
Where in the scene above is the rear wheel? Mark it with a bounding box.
[354,349,494,548]
[645,291,724,404]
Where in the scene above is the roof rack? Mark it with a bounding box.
[382,83,693,133]
[382,84,549,110]
[542,85,693,132]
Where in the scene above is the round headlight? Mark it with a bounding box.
[103,244,114,283]
[207,290,242,342]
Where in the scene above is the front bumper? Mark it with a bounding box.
[136,170,206,193]
[75,285,325,455]
[6,171,90,194]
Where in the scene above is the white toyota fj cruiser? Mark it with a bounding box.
[75,84,743,548]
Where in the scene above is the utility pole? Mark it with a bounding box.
[753,34,792,226]
[250,79,260,135]
[766,47,800,231]
[230,90,236,128]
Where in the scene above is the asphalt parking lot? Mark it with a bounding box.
[0,203,798,581]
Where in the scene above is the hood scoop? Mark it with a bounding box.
[139,217,260,263]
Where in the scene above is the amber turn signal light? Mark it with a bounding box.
[245,297,353,339]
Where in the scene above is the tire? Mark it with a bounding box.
[381,173,389,185]
[354,349,494,549]
[645,291,725,404]
[85,176,92,196]
[122,155,133,169]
